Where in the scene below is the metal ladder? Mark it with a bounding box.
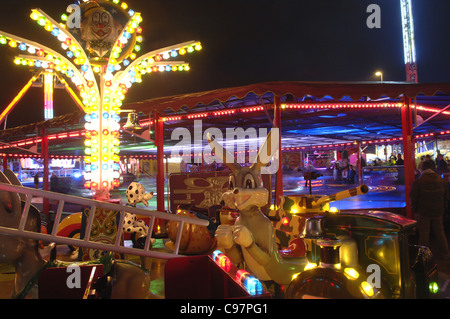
[0,183,209,260]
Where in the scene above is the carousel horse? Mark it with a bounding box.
[208,130,308,286]
[0,170,152,299]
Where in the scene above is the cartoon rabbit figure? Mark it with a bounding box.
[208,130,307,285]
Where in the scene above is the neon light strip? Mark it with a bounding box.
[0,74,39,124]
[158,103,450,123]
[44,73,54,120]
[2,129,449,159]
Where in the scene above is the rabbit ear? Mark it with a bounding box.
[207,132,241,171]
[251,128,279,171]
[3,169,26,201]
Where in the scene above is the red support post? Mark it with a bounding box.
[41,128,49,218]
[401,97,415,218]
[2,154,7,171]
[154,112,165,212]
[273,96,283,206]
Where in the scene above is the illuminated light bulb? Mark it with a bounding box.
[61,14,68,21]
[344,268,360,280]
[18,43,27,51]
[112,155,120,162]
[91,182,98,189]
[187,46,194,53]
[9,40,17,48]
[84,181,91,189]
[0,36,7,45]
[102,164,109,170]
[102,181,109,188]
[281,217,290,226]
[329,207,339,214]
[84,140,92,147]
[134,44,141,52]
[179,48,186,55]
[30,11,40,20]
[195,43,202,51]
[136,36,143,43]
[91,147,98,155]
[85,156,92,163]
[91,156,98,163]
[360,281,374,297]
[184,65,190,71]
[44,23,53,32]
[130,53,136,60]
[37,17,46,26]
[163,52,170,60]
[121,2,128,10]
[136,26,143,34]
[84,148,91,155]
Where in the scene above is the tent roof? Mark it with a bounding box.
[127,81,450,114]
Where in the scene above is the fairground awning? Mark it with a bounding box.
[126,81,450,114]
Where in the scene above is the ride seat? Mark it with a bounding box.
[279,238,307,258]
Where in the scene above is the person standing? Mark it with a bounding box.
[410,160,449,259]
[34,172,40,189]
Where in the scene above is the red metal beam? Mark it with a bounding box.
[401,97,415,218]
[273,96,282,206]
[154,112,165,212]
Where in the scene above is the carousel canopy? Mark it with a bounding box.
[1,81,450,158]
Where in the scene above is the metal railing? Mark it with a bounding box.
[0,183,209,260]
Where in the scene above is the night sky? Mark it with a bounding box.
[0,0,448,128]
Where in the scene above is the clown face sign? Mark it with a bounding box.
[66,0,136,64]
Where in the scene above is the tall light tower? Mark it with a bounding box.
[400,0,418,82]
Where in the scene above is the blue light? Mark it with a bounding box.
[66,70,74,77]
[51,28,60,37]
[123,59,130,66]
[103,112,109,119]
[19,43,27,51]
[102,164,109,170]
[171,50,178,58]
[91,165,98,171]
[123,32,131,39]
[212,250,223,260]
[243,276,263,296]
[35,61,41,68]
[84,114,92,122]
[73,172,82,178]
[128,9,135,16]
[91,113,98,120]
[85,165,91,172]
[108,65,115,72]
[81,64,89,72]
[67,51,74,58]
